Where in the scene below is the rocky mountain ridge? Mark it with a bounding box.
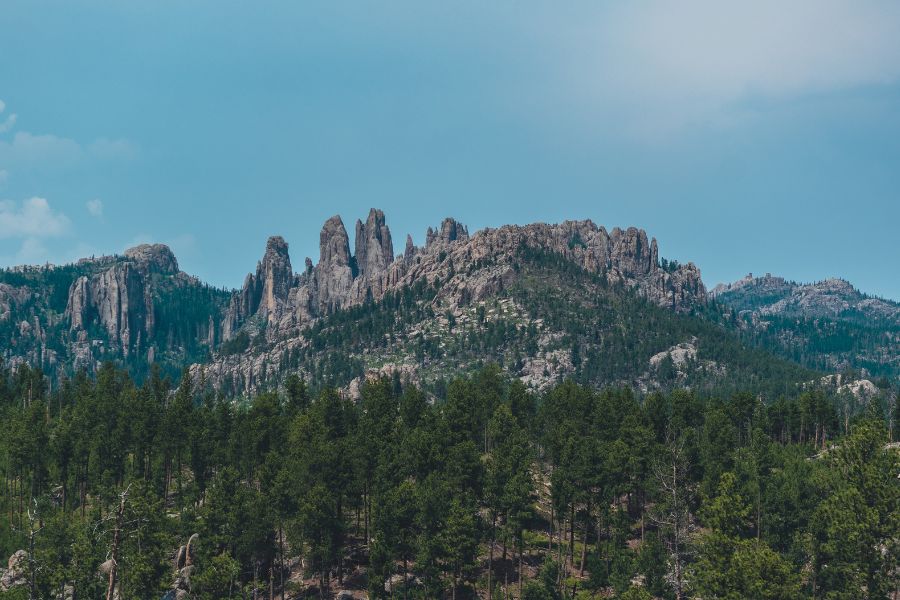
[712,273,900,378]
[1,210,706,390]
[12,211,892,397]
[711,273,900,322]
[223,209,704,340]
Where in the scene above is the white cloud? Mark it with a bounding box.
[0,114,16,135]
[0,132,136,171]
[0,197,71,239]
[88,137,138,160]
[0,100,15,134]
[8,237,50,264]
[0,132,83,167]
[528,1,900,137]
[86,198,103,218]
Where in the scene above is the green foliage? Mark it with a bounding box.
[219,330,250,356]
[0,359,896,599]
[808,420,899,599]
[693,534,802,600]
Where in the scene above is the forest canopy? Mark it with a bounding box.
[0,361,897,599]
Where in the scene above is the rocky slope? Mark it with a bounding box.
[712,273,900,378]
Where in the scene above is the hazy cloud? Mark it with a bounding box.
[0,100,16,134]
[7,237,50,265]
[88,138,138,160]
[534,0,900,137]
[0,114,16,135]
[0,131,137,171]
[0,197,71,239]
[86,198,103,218]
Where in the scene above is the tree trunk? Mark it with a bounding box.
[518,532,524,600]
[548,503,554,553]
[568,503,575,574]
[579,501,589,577]
[488,514,496,600]
[106,488,129,600]
[280,525,285,600]
[364,483,370,544]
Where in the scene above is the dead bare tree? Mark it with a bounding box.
[26,498,43,600]
[92,484,132,600]
[648,433,694,600]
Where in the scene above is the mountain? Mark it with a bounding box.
[1,210,822,396]
[711,273,900,379]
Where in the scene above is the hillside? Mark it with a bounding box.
[192,210,810,398]
[711,274,900,379]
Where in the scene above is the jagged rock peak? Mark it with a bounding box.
[258,236,292,300]
[315,215,355,312]
[264,235,289,260]
[123,243,178,273]
[320,215,351,267]
[354,208,394,278]
[404,234,416,260]
[609,227,654,278]
[245,235,293,323]
[426,217,469,248]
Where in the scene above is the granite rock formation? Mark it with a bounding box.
[223,236,293,338]
[194,210,708,393]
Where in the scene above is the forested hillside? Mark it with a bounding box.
[198,246,813,400]
[713,274,900,379]
[1,361,897,599]
[1,213,898,600]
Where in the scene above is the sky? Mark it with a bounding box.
[1,1,899,299]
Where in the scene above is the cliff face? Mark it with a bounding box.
[2,243,228,379]
[63,244,182,358]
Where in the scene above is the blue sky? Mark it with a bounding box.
[1,1,899,299]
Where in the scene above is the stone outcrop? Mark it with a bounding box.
[123,243,179,274]
[223,236,294,337]
[315,215,355,313]
[0,550,27,592]
[0,283,30,322]
[63,244,193,358]
[166,533,199,599]
[2,207,711,390]
[354,208,394,279]
[426,217,469,248]
[65,261,146,355]
[31,243,227,374]
[712,273,900,321]
[713,273,900,376]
